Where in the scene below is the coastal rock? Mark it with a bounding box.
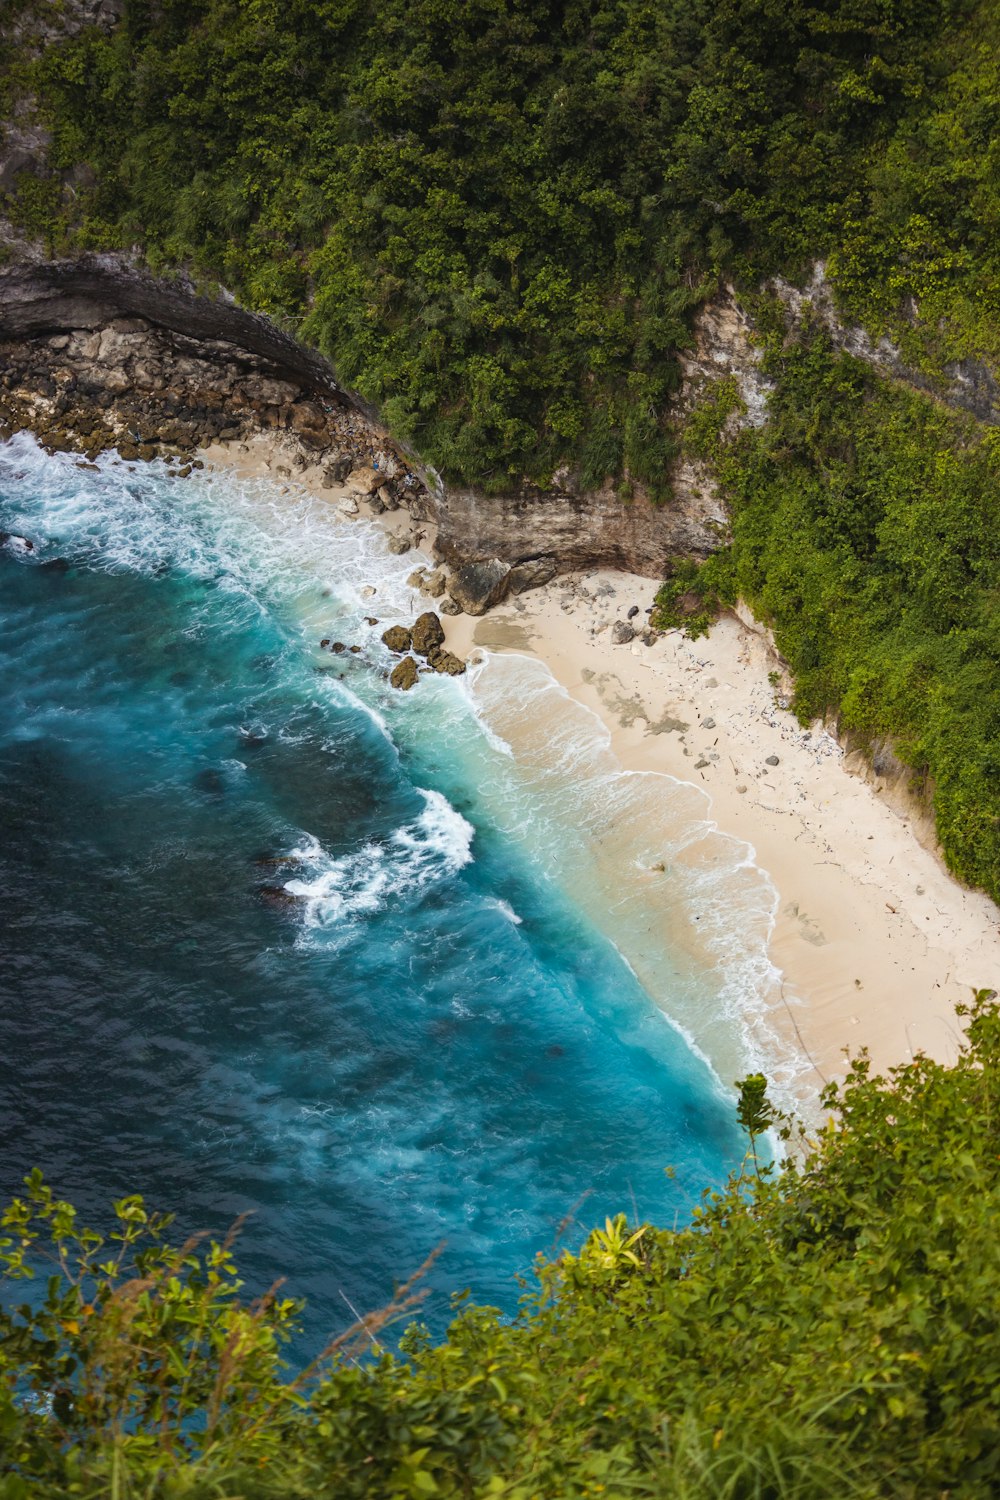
[439,595,461,615]
[1,533,34,554]
[390,655,420,691]
[407,568,427,589]
[411,611,445,655]
[376,484,397,511]
[427,647,466,676]
[765,754,780,767]
[627,605,640,619]
[346,465,383,494]
[257,884,302,909]
[507,555,557,595]
[386,531,411,555]
[381,624,412,653]
[421,567,447,598]
[447,558,511,615]
[611,621,635,645]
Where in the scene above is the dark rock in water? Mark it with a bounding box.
[390,655,420,691]
[448,558,511,615]
[320,638,330,648]
[254,854,305,869]
[1,532,34,554]
[381,624,412,653]
[611,620,635,645]
[193,768,226,796]
[257,884,301,909]
[411,611,445,655]
[39,557,71,574]
[427,646,466,676]
[765,754,780,767]
[364,616,379,626]
[349,644,362,654]
[330,642,346,653]
[627,604,640,619]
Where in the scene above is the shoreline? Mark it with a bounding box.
[205,433,1000,1099]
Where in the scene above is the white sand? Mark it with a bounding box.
[203,434,1000,1101]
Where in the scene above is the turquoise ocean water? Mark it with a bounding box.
[0,433,775,1354]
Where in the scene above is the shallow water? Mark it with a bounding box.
[1,434,758,1353]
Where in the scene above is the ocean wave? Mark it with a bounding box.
[284,788,475,942]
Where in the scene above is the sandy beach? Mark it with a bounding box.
[203,434,1000,1103]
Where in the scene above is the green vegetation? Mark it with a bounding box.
[4,993,1000,1498]
[672,319,1000,901]
[0,0,978,490]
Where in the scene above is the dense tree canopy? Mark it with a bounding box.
[1,0,979,489]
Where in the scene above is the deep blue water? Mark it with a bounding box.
[0,435,745,1354]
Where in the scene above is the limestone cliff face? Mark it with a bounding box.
[0,249,755,588]
[5,247,991,598]
[432,287,772,580]
[0,251,342,396]
[770,262,1000,425]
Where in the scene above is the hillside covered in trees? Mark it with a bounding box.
[1,0,990,490]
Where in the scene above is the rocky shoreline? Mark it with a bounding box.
[0,251,741,610]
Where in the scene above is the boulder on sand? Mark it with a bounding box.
[346,465,383,494]
[507,556,556,595]
[427,646,466,676]
[447,558,511,615]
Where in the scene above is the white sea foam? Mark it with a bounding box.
[285,789,474,943]
[1,430,805,1107]
[490,898,523,925]
[461,651,813,1110]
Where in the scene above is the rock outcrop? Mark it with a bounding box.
[389,656,420,691]
[410,612,445,656]
[770,261,1000,426]
[11,245,988,611]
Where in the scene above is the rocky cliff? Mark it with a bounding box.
[5,245,991,614]
[0,248,755,607]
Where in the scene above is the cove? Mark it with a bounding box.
[0,434,746,1354]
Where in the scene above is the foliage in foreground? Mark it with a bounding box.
[4,993,1000,1499]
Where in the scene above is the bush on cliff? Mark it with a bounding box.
[4,992,1000,1498]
